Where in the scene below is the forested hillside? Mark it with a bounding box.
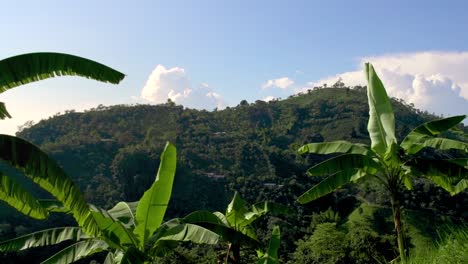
[2,86,467,263]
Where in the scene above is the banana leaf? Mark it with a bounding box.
[298,168,371,203]
[0,172,48,219]
[90,205,137,248]
[41,239,109,264]
[0,227,86,252]
[0,52,124,93]
[134,142,177,248]
[0,135,99,235]
[257,226,280,264]
[108,201,138,229]
[401,115,467,154]
[298,141,372,156]
[306,154,380,176]
[364,63,397,155]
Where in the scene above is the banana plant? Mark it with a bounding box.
[184,192,291,263]
[257,226,280,264]
[0,142,222,264]
[0,52,124,219]
[297,63,467,263]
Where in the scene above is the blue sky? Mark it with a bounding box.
[1,0,467,134]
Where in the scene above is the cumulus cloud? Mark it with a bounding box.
[307,51,468,116]
[262,77,294,89]
[262,95,276,102]
[141,65,225,110]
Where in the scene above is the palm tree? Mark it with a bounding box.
[0,142,222,263]
[0,52,124,219]
[297,63,467,262]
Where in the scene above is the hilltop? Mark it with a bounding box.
[4,86,465,262]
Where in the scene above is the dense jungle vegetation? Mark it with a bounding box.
[1,83,466,263]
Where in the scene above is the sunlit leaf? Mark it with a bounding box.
[401,115,467,154]
[364,63,397,155]
[108,201,138,229]
[225,192,250,229]
[409,158,467,194]
[0,172,48,219]
[298,141,372,156]
[134,142,177,248]
[298,168,369,204]
[306,154,380,176]
[0,227,86,252]
[41,239,109,264]
[0,135,99,235]
[90,205,137,248]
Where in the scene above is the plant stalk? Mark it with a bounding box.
[391,194,406,263]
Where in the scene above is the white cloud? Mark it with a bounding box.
[141,65,224,109]
[307,51,468,116]
[262,95,276,102]
[262,77,294,89]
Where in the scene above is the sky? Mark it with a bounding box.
[0,0,467,134]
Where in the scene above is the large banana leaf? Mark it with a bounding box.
[298,141,373,156]
[0,52,124,119]
[0,135,99,235]
[0,52,125,93]
[145,218,219,257]
[181,212,260,248]
[306,154,380,176]
[183,211,227,226]
[401,115,467,154]
[213,211,230,226]
[225,192,250,229]
[245,202,293,226]
[409,158,467,195]
[364,63,397,155]
[298,168,369,203]
[431,177,468,195]
[134,142,177,248]
[257,226,280,264]
[108,201,138,229]
[41,239,109,264]
[0,227,85,252]
[190,222,260,248]
[0,172,48,219]
[90,205,137,248]
[157,223,220,244]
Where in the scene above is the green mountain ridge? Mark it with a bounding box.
[2,86,465,263]
[15,87,463,211]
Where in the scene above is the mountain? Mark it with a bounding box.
[16,86,435,204]
[3,86,465,262]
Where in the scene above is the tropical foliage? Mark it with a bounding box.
[297,63,467,262]
[0,54,466,263]
[0,143,225,263]
[0,52,124,222]
[183,192,291,263]
[0,52,125,119]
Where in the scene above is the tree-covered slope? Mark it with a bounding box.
[15,87,455,210]
[4,86,465,263]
